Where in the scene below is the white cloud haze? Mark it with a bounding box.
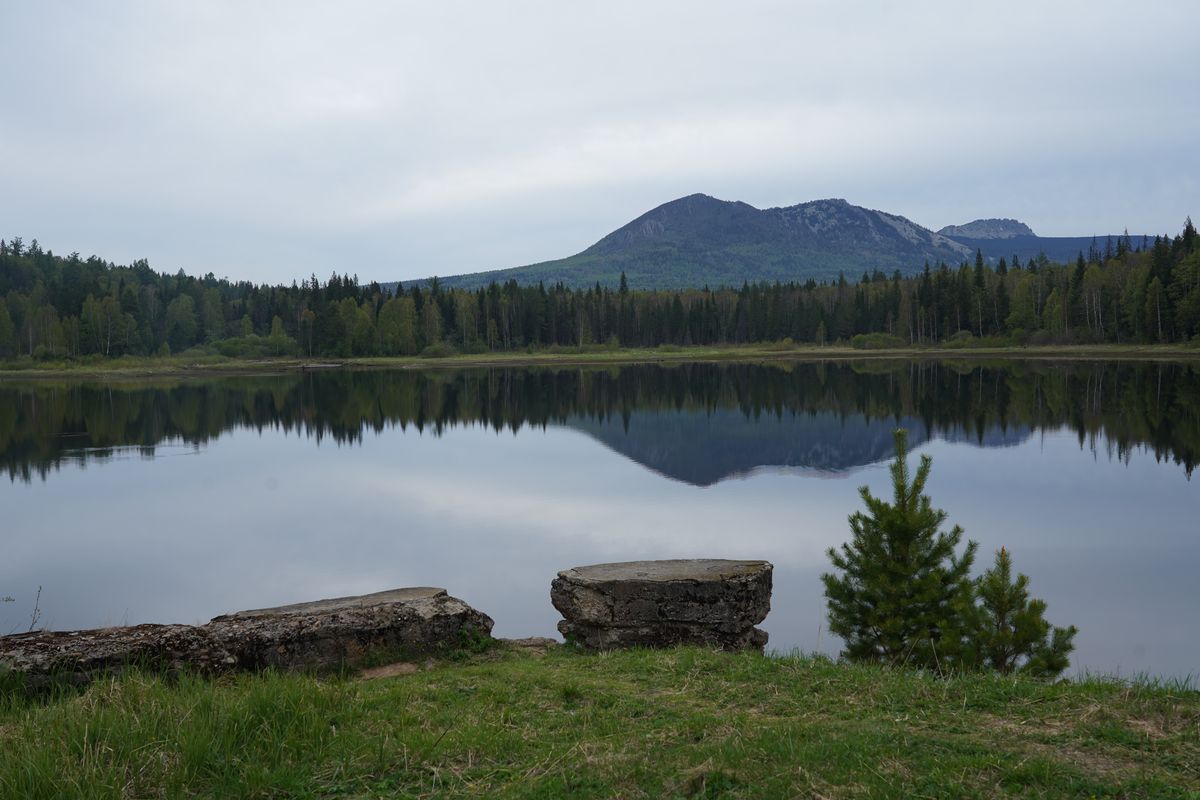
[1,0,1196,284]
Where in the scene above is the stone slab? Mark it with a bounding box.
[0,587,493,688]
[551,559,772,627]
[215,587,445,619]
[558,621,769,652]
[559,560,769,583]
[551,559,772,652]
[207,587,493,671]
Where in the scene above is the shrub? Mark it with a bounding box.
[419,342,458,358]
[963,548,1077,678]
[823,429,1076,678]
[212,333,296,358]
[850,333,906,350]
[458,340,489,355]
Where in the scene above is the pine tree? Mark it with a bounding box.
[822,429,978,670]
[966,548,1077,678]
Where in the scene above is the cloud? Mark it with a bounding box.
[0,1,1196,282]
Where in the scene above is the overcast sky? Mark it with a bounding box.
[2,1,1197,285]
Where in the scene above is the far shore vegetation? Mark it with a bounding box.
[2,340,1200,380]
[0,221,1197,372]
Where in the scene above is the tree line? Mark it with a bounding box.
[0,220,1197,360]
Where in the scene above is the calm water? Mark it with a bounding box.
[2,361,1197,679]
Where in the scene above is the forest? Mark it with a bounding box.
[0,221,1197,361]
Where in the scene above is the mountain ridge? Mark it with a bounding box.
[937,219,1036,239]
[413,195,1148,291]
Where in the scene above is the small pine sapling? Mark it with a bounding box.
[822,429,978,671]
[967,547,1077,678]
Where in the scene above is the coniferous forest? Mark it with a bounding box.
[0,221,1197,362]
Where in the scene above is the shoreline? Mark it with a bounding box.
[2,342,1198,381]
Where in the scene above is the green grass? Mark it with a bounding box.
[3,341,1200,380]
[2,645,1197,798]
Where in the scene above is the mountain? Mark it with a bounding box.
[938,219,1035,239]
[936,217,1157,265]
[428,195,974,290]
[415,195,1150,291]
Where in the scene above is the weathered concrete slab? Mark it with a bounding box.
[215,587,445,618]
[551,559,772,651]
[0,587,493,688]
[0,625,234,687]
[559,621,770,652]
[208,587,493,671]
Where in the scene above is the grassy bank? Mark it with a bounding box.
[2,645,1197,798]
[2,341,1200,380]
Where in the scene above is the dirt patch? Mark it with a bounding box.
[981,714,1070,736]
[359,662,420,680]
[980,714,1135,778]
[499,637,558,656]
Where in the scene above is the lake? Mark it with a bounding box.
[1,359,1197,679]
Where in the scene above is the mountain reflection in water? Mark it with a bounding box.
[570,409,1031,485]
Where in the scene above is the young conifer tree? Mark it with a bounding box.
[965,547,1077,678]
[822,429,977,671]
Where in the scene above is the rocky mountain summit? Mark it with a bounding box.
[433,194,975,290]
[591,195,971,263]
[421,195,1144,291]
[938,218,1037,239]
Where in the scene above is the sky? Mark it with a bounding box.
[1,1,1197,285]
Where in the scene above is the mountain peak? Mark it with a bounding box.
[938,218,1036,239]
[561,195,974,284]
[423,196,1119,292]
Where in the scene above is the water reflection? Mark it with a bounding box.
[2,360,1197,484]
[2,360,1198,679]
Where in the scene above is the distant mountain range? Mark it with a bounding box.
[415,194,1148,291]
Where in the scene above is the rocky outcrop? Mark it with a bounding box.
[938,218,1036,239]
[0,588,493,688]
[551,559,772,651]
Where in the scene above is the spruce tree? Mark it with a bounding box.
[822,429,977,670]
[965,548,1077,678]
